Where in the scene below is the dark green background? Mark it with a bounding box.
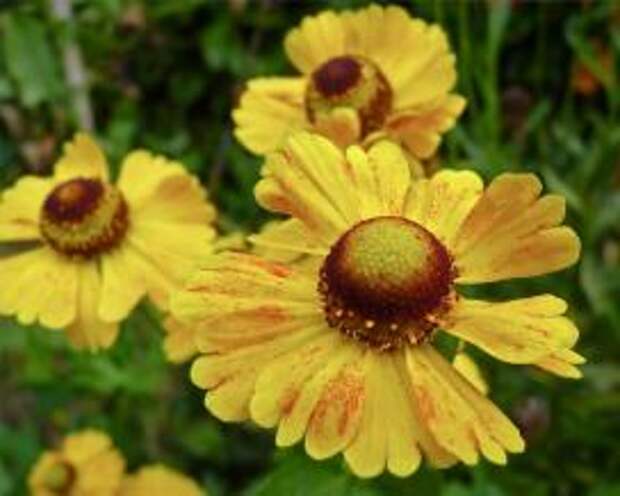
[0,1,619,495]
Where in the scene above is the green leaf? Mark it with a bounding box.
[3,13,63,107]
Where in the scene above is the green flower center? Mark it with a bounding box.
[305,55,393,136]
[40,177,129,258]
[43,461,75,494]
[319,216,454,350]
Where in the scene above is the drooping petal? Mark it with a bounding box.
[274,340,363,451]
[53,133,109,181]
[535,348,586,379]
[440,295,579,364]
[0,176,53,241]
[386,95,466,159]
[0,247,77,329]
[66,262,119,351]
[452,173,580,283]
[255,132,360,247]
[404,169,483,248]
[233,77,308,155]
[191,323,326,423]
[406,345,524,465]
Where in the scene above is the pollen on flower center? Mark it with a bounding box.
[43,461,75,493]
[319,216,454,351]
[40,177,129,258]
[305,55,393,136]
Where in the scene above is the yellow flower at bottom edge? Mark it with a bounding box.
[0,133,216,351]
[28,430,125,496]
[233,4,465,160]
[119,465,204,496]
[171,133,584,478]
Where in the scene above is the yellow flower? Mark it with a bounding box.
[119,465,204,496]
[452,351,488,395]
[0,133,216,351]
[172,133,584,478]
[28,430,125,496]
[233,4,465,160]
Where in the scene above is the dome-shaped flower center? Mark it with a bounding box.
[43,461,75,494]
[319,216,454,351]
[40,177,129,258]
[305,55,392,136]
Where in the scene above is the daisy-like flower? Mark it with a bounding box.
[28,430,125,496]
[172,133,583,477]
[0,133,215,350]
[233,4,465,160]
[119,465,204,496]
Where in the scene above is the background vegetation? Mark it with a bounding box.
[1,0,619,495]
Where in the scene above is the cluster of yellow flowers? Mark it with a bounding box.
[0,4,584,485]
[28,430,203,496]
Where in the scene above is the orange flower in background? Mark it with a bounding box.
[233,4,465,160]
[28,430,125,496]
[172,133,583,478]
[571,39,614,96]
[0,133,216,351]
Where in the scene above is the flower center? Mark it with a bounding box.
[305,55,393,136]
[40,177,129,258]
[43,461,75,494]
[319,216,454,351]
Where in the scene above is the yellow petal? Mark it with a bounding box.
[304,346,366,460]
[67,262,119,351]
[255,132,359,246]
[441,295,579,364]
[453,173,581,283]
[0,176,52,241]
[406,345,524,465]
[453,352,489,395]
[251,332,341,429]
[162,316,199,364]
[275,341,360,448]
[387,95,466,158]
[536,348,586,379]
[284,11,346,74]
[62,430,114,464]
[171,253,316,340]
[233,77,308,155]
[118,150,216,224]
[119,465,204,496]
[343,353,390,478]
[404,169,483,248]
[0,247,77,329]
[313,107,361,149]
[98,247,146,322]
[346,140,411,219]
[53,133,109,181]
[249,219,327,259]
[191,324,324,422]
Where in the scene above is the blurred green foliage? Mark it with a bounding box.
[1,0,619,495]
